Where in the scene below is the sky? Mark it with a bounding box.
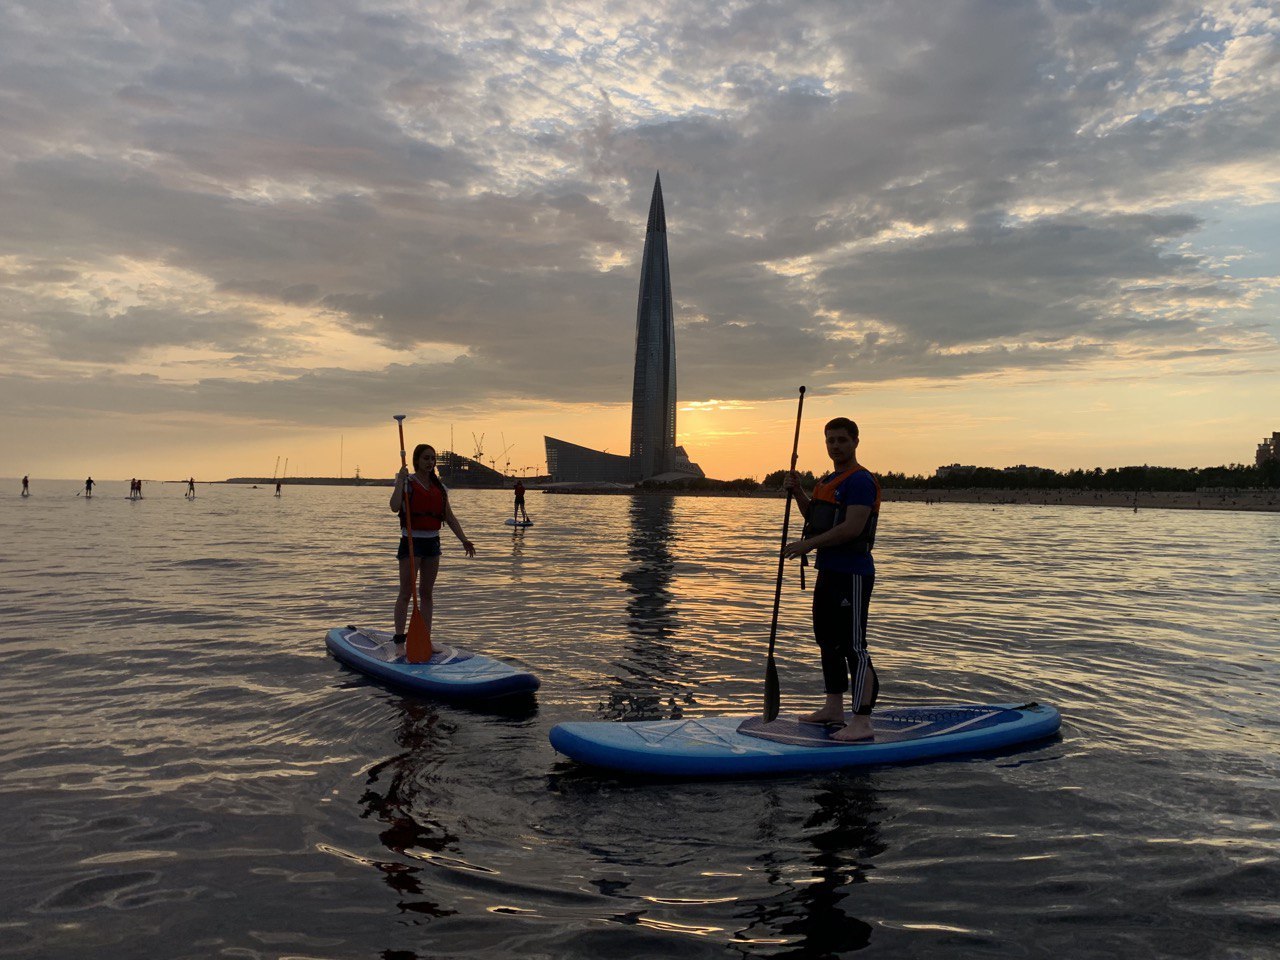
[1,0,1277,482]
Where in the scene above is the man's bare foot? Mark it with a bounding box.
[800,709,845,725]
[829,717,874,742]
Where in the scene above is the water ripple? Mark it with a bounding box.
[1,485,1277,958]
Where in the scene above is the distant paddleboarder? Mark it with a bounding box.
[390,444,475,652]
[186,477,196,499]
[84,476,94,498]
[21,475,29,497]
[274,480,282,497]
[783,417,882,742]
[513,479,529,523]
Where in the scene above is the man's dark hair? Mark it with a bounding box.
[824,417,859,441]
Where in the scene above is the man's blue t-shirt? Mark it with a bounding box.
[814,469,879,576]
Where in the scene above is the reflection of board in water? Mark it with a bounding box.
[550,702,1061,777]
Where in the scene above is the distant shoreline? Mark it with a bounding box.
[220,477,1280,512]
[541,485,1280,512]
[882,487,1280,513]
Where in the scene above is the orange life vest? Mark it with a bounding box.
[402,475,446,534]
[806,467,880,552]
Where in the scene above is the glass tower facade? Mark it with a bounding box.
[628,173,678,480]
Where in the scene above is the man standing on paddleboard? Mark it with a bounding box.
[390,444,476,651]
[783,418,882,742]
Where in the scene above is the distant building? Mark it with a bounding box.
[545,173,704,485]
[1257,432,1280,468]
[543,437,633,484]
[438,450,505,487]
[935,464,978,479]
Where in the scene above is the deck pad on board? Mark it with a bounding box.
[340,625,477,664]
[736,704,1035,747]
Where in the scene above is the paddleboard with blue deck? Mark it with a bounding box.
[326,626,539,701]
[550,702,1060,777]
[504,518,534,527]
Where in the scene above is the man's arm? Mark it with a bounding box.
[785,505,870,557]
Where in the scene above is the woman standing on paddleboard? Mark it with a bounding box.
[390,444,475,650]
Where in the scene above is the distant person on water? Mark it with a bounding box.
[783,417,882,742]
[21,476,29,496]
[390,444,475,649]
[275,480,282,496]
[513,479,529,522]
[187,477,196,498]
[84,476,94,498]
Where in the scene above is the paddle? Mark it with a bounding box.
[764,385,805,723]
[394,415,434,664]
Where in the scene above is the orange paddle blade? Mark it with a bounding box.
[405,607,433,663]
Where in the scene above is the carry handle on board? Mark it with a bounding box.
[395,415,434,663]
[764,385,805,723]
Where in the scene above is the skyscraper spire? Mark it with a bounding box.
[646,171,666,234]
[630,172,677,479]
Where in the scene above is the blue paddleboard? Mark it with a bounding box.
[325,626,539,700]
[504,518,534,527]
[550,702,1060,777]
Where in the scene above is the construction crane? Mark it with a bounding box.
[497,433,515,478]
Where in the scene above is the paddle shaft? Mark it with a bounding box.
[764,386,805,720]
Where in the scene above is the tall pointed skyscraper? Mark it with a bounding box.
[629,173,678,479]
[544,172,702,484]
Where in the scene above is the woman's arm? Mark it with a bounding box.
[390,467,409,512]
[444,504,476,557]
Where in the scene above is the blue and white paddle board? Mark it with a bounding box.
[504,518,534,527]
[550,702,1060,777]
[326,626,539,700]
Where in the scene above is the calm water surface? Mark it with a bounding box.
[1,481,1277,959]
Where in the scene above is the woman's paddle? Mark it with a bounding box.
[394,415,434,663]
[764,385,805,723]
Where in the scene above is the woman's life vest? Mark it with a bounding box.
[400,475,446,535]
[803,468,879,553]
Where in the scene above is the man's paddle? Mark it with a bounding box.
[764,385,805,723]
[394,414,434,664]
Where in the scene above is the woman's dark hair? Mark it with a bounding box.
[411,444,448,499]
[824,417,859,441]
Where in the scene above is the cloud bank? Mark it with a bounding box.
[1,0,1277,430]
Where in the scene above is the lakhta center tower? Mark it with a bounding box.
[629,173,678,479]
[545,173,703,484]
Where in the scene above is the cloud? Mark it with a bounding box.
[0,0,1276,431]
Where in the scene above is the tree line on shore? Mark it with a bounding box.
[758,461,1279,492]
